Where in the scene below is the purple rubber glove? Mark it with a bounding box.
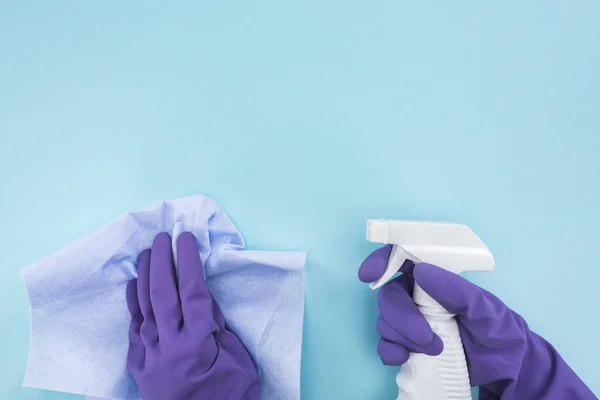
[359,245,597,400]
[126,232,260,400]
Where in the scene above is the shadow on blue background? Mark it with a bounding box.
[1,1,598,398]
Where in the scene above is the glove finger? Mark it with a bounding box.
[149,233,182,336]
[177,232,215,323]
[359,245,416,283]
[378,274,434,347]
[176,232,219,363]
[377,338,410,366]
[126,279,145,371]
[126,279,143,323]
[358,245,392,283]
[413,263,484,316]
[377,315,443,356]
[137,249,159,346]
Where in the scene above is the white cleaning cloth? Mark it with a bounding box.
[21,195,306,400]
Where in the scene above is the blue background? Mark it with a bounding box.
[1,1,599,398]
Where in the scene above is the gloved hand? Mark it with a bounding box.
[359,245,597,400]
[126,232,260,400]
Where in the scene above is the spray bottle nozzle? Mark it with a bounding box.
[366,219,495,289]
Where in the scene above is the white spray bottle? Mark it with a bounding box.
[366,220,495,400]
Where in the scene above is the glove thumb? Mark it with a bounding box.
[413,263,482,316]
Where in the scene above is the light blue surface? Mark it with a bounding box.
[20,195,305,400]
[1,1,599,399]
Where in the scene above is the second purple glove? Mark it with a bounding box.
[359,245,596,400]
[126,232,260,400]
